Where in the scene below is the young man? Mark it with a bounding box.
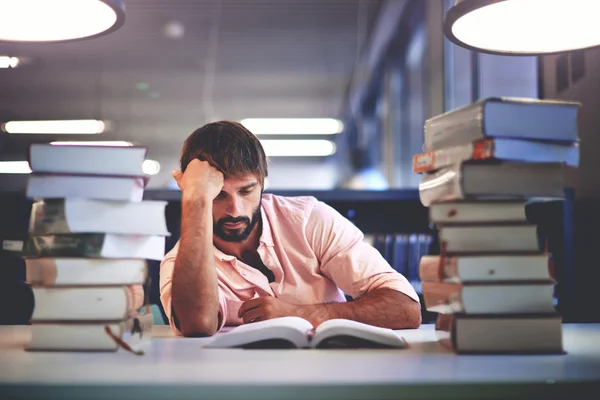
[160,121,421,336]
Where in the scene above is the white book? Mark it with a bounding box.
[29,199,170,236]
[27,314,153,352]
[429,200,528,224]
[413,138,579,173]
[419,254,552,283]
[26,258,147,286]
[27,174,147,202]
[24,233,166,260]
[205,317,408,349]
[28,144,147,176]
[436,314,563,354]
[422,281,556,314]
[31,286,138,321]
[438,224,539,254]
[423,97,579,152]
[418,163,565,207]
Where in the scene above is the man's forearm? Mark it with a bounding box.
[172,194,220,336]
[299,288,421,329]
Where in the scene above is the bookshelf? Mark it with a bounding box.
[0,189,574,325]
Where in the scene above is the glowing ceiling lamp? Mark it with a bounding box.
[0,0,125,43]
[444,0,600,55]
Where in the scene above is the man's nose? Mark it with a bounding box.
[226,195,242,216]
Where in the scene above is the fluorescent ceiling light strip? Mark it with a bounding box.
[0,161,31,174]
[240,118,343,135]
[50,141,132,146]
[3,120,106,134]
[260,139,336,157]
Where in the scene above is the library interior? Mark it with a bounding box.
[0,0,599,399]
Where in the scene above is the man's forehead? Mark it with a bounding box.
[224,175,260,187]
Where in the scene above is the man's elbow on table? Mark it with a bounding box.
[174,310,220,337]
[404,299,422,329]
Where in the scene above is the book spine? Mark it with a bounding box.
[424,101,485,152]
[24,234,107,258]
[413,140,496,173]
[418,165,465,207]
[29,200,71,235]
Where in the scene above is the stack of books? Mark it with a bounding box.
[413,97,580,354]
[22,143,170,352]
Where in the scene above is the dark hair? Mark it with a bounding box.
[180,121,268,187]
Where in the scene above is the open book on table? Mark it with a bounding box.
[204,317,409,349]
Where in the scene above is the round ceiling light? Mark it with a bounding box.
[0,0,125,43]
[444,0,600,55]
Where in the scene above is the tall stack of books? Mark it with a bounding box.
[22,143,170,352]
[413,97,580,354]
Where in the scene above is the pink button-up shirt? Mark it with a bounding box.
[160,194,419,332]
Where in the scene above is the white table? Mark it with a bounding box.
[1,324,599,399]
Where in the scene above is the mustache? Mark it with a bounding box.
[218,216,250,225]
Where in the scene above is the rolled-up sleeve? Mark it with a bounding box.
[159,241,227,335]
[306,201,419,303]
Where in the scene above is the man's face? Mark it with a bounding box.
[213,174,262,242]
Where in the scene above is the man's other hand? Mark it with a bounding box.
[238,296,299,324]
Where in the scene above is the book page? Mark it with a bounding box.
[204,316,313,349]
[312,319,408,349]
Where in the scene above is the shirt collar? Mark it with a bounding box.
[258,205,274,247]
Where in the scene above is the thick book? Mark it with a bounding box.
[204,317,409,349]
[418,162,565,207]
[435,314,563,354]
[413,138,579,173]
[26,258,148,286]
[23,233,166,260]
[422,281,556,314]
[423,97,580,152]
[437,224,539,254]
[429,200,528,224]
[27,313,153,352]
[31,286,139,321]
[28,144,147,176]
[29,199,170,236]
[419,254,552,283]
[27,173,147,202]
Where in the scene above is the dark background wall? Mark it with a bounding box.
[540,47,600,321]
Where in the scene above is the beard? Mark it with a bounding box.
[214,200,262,243]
